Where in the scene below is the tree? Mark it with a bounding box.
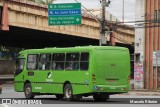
[28,0,56,4]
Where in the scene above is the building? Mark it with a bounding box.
[135,0,160,90]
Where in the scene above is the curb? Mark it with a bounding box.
[121,91,160,96]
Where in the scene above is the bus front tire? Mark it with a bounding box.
[24,83,35,99]
[64,84,74,101]
[93,93,109,102]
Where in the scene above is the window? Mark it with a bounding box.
[15,58,25,76]
[52,53,65,70]
[154,10,158,22]
[80,53,89,70]
[158,10,160,22]
[0,7,2,23]
[39,54,51,70]
[27,55,38,70]
[135,53,140,63]
[51,52,89,71]
[65,53,80,71]
[110,14,112,21]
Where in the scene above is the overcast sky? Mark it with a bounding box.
[55,0,136,23]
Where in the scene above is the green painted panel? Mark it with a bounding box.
[48,3,81,10]
[48,15,81,25]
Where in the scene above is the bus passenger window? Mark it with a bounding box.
[27,55,38,70]
[39,54,51,70]
[52,53,65,70]
[80,53,89,71]
[65,53,79,71]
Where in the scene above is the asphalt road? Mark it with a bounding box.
[0,84,160,107]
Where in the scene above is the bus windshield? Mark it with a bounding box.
[15,58,25,75]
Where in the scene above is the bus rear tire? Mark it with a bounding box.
[93,93,109,102]
[24,83,35,99]
[64,84,74,101]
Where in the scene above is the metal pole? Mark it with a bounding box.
[100,0,107,46]
[122,0,124,22]
[156,51,158,90]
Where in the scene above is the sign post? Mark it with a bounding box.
[48,3,81,25]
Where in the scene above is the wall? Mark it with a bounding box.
[145,0,160,90]
[134,0,145,89]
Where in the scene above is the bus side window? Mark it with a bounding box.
[27,54,38,70]
[39,54,51,70]
[52,53,65,70]
[80,53,89,71]
[65,53,79,71]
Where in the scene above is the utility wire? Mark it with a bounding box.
[111,35,132,44]
[74,0,101,24]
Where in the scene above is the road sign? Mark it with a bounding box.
[49,15,81,25]
[48,3,81,25]
[48,9,81,16]
[48,3,81,10]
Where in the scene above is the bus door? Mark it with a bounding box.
[14,57,25,91]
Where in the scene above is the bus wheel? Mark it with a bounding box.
[64,84,74,101]
[55,94,64,100]
[93,93,109,102]
[24,83,35,99]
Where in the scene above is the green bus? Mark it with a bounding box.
[14,46,130,101]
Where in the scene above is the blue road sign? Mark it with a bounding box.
[48,9,81,16]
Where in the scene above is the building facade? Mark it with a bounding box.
[135,0,145,89]
[135,0,160,90]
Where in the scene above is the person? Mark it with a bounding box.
[72,62,79,70]
[39,62,46,70]
[65,62,73,70]
[56,65,62,70]
[42,63,45,70]
[52,62,56,70]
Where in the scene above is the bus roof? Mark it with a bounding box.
[19,46,128,54]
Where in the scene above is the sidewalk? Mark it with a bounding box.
[122,90,160,96]
[0,75,14,84]
[0,75,14,79]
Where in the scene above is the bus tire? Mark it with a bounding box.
[24,83,35,99]
[55,94,64,100]
[93,93,109,102]
[64,84,74,101]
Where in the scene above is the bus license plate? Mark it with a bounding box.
[110,87,116,90]
[108,80,115,82]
